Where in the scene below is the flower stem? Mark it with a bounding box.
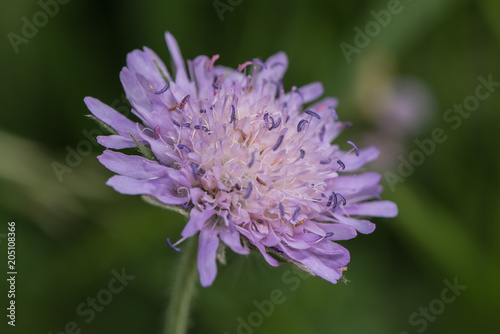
[164,235,198,334]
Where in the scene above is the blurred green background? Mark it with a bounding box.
[1,0,499,333]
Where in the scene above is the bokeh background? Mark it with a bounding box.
[1,0,499,333]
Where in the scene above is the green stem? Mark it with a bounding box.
[164,236,198,334]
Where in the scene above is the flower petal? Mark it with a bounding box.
[181,208,216,238]
[343,201,398,218]
[84,97,139,136]
[198,228,220,287]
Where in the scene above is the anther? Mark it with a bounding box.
[337,159,345,170]
[154,84,170,95]
[305,109,321,119]
[244,182,253,199]
[272,135,284,151]
[297,119,309,132]
[347,140,359,156]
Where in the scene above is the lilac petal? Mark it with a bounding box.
[341,146,379,172]
[333,213,376,234]
[333,172,381,192]
[343,201,398,218]
[98,150,167,179]
[181,208,216,238]
[297,82,324,103]
[198,228,220,287]
[219,228,249,255]
[126,47,172,87]
[264,51,288,81]
[165,32,189,86]
[84,97,139,136]
[106,175,189,205]
[316,223,358,240]
[120,67,152,115]
[96,135,137,149]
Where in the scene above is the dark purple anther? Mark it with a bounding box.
[166,238,181,252]
[230,105,237,126]
[336,193,347,206]
[154,126,160,140]
[320,158,331,165]
[337,159,345,170]
[328,106,339,121]
[305,109,321,119]
[279,203,285,216]
[177,144,193,153]
[190,162,199,181]
[268,116,275,130]
[154,84,170,95]
[297,119,309,132]
[248,151,255,168]
[319,125,326,142]
[244,182,253,199]
[199,109,206,113]
[263,112,269,128]
[252,58,267,69]
[272,135,284,151]
[234,183,241,190]
[179,95,190,111]
[347,140,360,156]
[299,149,305,159]
[294,89,304,102]
[273,117,281,129]
[292,207,301,221]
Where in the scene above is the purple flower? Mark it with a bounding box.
[84,32,397,287]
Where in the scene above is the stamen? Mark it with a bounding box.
[256,176,267,186]
[173,120,190,128]
[168,104,179,111]
[244,182,253,199]
[305,109,321,119]
[248,151,255,168]
[178,95,190,111]
[166,238,181,252]
[297,119,309,132]
[299,149,305,159]
[177,144,193,153]
[230,105,238,126]
[238,61,253,72]
[212,75,223,89]
[292,206,301,221]
[325,232,334,238]
[328,106,339,121]
[347,140,360,156]
[320,158,331,165]
[190,162,199,180]
[330,192,338,209]
[278,203,285,216]
[235,128,246,141]
[233,183,241,191]
[294,89,304,102]
[154,126,160,140]
[272,117,281,130]
[319,125,326,142]
[263,112,269,128]
[337,159,345,170]
[154,84,170,95]
[272,135,284,151]
[206,54,220,71]
[268,116,275,130]
[199,109,206,113]
[252,58,267,69]
[336,193,347,206]
[285,115,290,123]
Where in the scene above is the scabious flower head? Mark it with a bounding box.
[85,32,397,287]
